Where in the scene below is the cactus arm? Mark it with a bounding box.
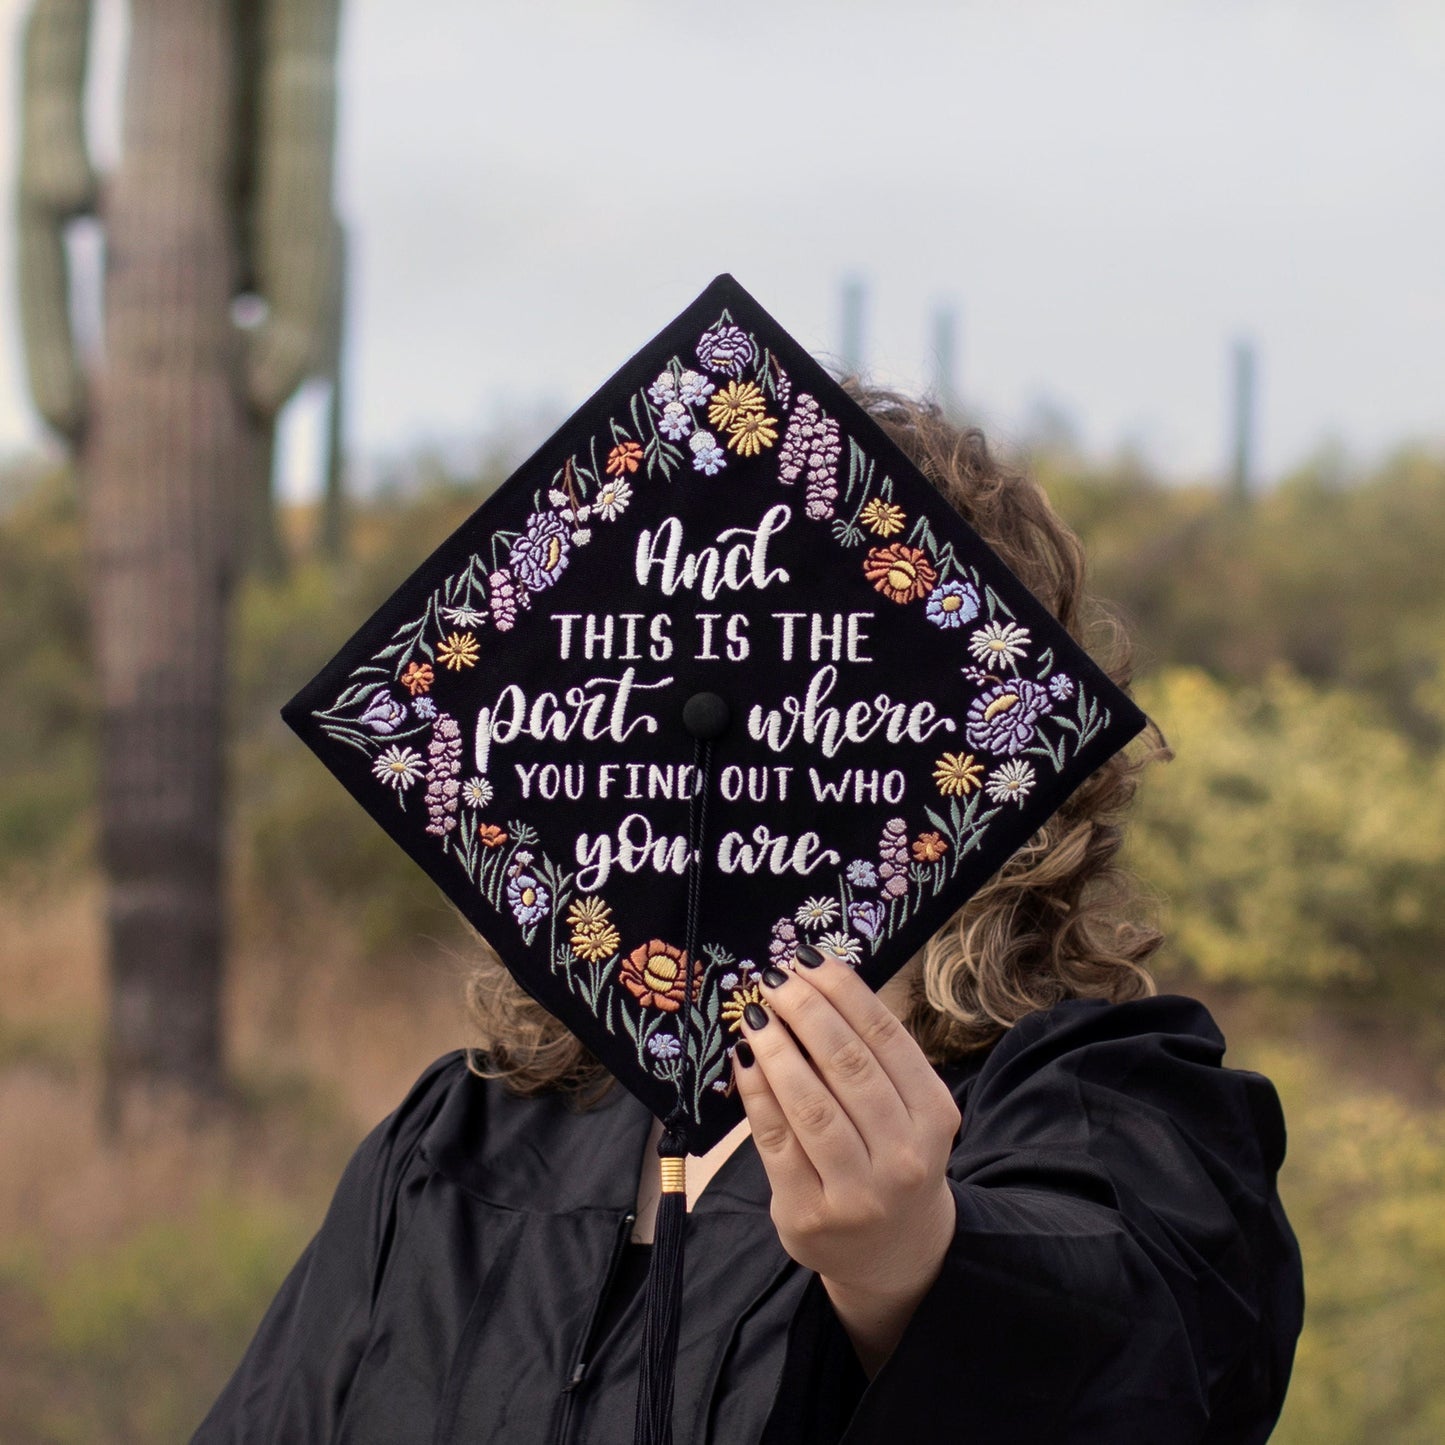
[244,0,342,419]
[16,0,96,441]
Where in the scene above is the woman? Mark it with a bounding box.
[196,387,1304,1443]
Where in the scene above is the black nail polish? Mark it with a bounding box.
[734,1039,755,1068]
[795,943,824,968]
[743,1002,770,1030]
[760,966,789,988]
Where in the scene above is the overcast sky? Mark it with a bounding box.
[1,0,1442,493]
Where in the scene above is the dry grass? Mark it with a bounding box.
[0,874,479,1443]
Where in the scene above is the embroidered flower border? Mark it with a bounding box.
[309,310,1113,1113]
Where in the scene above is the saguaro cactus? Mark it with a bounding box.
[15,0,342,1113]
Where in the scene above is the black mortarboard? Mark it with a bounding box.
[282,274,1146,1442]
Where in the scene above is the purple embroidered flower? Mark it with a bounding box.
[772,365,792,410]
[848,899,884,942]
[696,323,754,378]
[648,370,677,408]
[846,859,879,890]
[689,430,726,475]
[877,818,911,900]
[805,434,841,520]
[358,690,408,735]
[424,713,464,837]
[965,679,1052,757]
[678,369,715,406]
[776,394,841,519]
[1049,673,1076,702]
[647,1031,682,1061]
[506,869,551,927]
[926,581,982,630]
[719,971,740,993]
[488,567,529,631]
[412,695,438,720]
[769,917,798,969]
[510,510,571,592]
[658,400,693,441]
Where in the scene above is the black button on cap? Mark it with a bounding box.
[682,691,730,741]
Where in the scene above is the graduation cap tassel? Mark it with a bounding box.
[635,695,728,1445]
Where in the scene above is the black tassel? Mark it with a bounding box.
[634,711,725,1444]
[633,1128,689,1445]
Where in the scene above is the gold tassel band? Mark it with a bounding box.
[659,1156,687,1194]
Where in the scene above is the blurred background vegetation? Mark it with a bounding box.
[4,442,1445,1440]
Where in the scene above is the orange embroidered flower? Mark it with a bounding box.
[912,831,948,864]
[400,661,435,694]
[860,498,906,537]
[436,631,480,670]
[933,752,985,797]
[862,543,937,603]
[618,939,702,1012]
[477,823,508,848]
[606,440,644,476]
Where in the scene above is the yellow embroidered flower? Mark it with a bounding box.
[721,982,767,1033]
[726,410,779,457]
[933,751,985,797]
[567,896,622,962]
[436,631,480,670]
[860,498,906,537]
[707,380,767,432]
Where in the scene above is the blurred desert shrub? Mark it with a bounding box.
[1130,665,1445,1015]
[1044,443,1445,740]
[0,464,93,875]
[1254,1041,1445,1444]
[4,442,1445,1441]
[1,1201,309,1443]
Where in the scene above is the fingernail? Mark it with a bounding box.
[743,1002,770,1030]
[795,943,824,968]
[734,1039,755,1068]
[760,966,789,988]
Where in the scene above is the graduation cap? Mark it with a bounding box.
[282,274,1146,1442]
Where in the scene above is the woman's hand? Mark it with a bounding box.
[731,946,963,1377]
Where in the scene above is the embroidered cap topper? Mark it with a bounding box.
[283,274,1146,1154]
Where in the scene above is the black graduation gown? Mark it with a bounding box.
[193,993,1304,1443]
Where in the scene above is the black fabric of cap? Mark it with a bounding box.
[282,273,1147,1155]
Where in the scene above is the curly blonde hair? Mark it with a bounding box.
[464,383,1166,1103]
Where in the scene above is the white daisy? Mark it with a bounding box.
[795,895,839,930]
[985,758,1036,806]
[441,605,487,627]
[594,477,633,521]
[462,777,493,809]
[968,620,1031,668]
[818,931,863,966]
[373,745,425,791]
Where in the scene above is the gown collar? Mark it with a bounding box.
[416,1062,774,1216]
